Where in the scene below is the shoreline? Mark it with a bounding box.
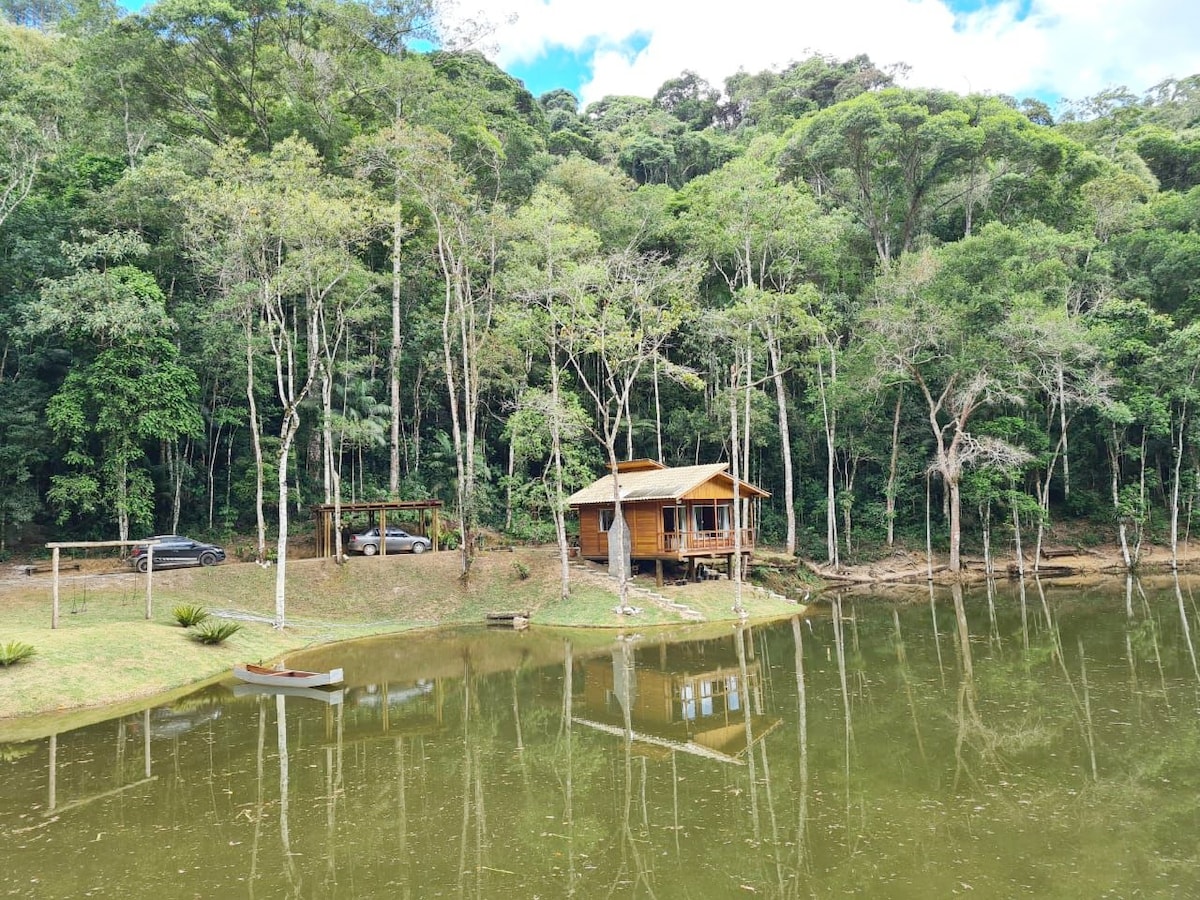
[2,540,1196,738]
[0,548,802,736]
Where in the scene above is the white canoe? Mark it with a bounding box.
[233,663,344,688]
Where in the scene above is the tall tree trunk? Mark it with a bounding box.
[766,327,796,556]
[1011,500,1025,578]
[948,476,964,574]
[274,433,294,628]
[1109,425,1133,570]
[730,360,746,618]
[886,390,902,548]
[1057,367,1071,500]
[247,316,266,564]
[116,456,130,543]
[816,351,838,567]
[389,187,403,499]
[1170,398,1190,569]
[653,356,664,465]
[980,501,992,576]
[550,350,571,600]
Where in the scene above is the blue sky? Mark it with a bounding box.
[118,0,1200,113]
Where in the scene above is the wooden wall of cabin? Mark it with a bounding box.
[629,502,665,557]
[577,506,607,558]
[578,502,671,559]
[682,481,736,502]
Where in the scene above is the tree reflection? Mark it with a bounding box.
[610,637,657,897]
[892,607,927,762]
[831,597,855,843]
[1173,572,1200,682]
[276,694,301,895]
[560,640,578,896]
[249,697,266,899]
[789,616,812,895]
[735,626,762,846]
[1036,581,1099,782]
[950,581,999,791]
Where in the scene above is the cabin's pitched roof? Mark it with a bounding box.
[567,461,768,506]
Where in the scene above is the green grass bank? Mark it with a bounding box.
[0,547,804,737]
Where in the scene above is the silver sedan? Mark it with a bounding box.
[347,526,431,556]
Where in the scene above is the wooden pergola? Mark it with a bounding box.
[44,539,163,629]
[310,500,444,558]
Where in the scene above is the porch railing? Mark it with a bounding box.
[659,529,756,553]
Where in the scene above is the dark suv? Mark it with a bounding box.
[129,536,226,572]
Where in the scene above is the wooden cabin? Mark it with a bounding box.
[567,459,769,578]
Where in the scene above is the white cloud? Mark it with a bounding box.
[446,0,1200,110]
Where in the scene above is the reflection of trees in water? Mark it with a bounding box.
[892,607,927,761]
[457,656,489,899]
[611,638,657,898]
[831,597,855,838]
[13,591,1200,897]
[249,697,265,898]
[1173,572,1200,682]
[276,694,301,895]
[788,616,812,896]
[559,640,577,896]
[322,702,344,894]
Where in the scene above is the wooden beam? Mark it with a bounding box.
[51,547,60,629]
[145,544,154,620]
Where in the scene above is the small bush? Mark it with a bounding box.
[512,560,531,580]
[172,604,210,628]
[191,621,242,645]
[0,640,36,667]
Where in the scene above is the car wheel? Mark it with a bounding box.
[411,541,427,554]
[136,557,149,573]
[199,551,218,567]
[362,543,378,556]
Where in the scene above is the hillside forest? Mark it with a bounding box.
[3,0,1200,595]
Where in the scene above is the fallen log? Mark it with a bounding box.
[1008,563,1076,578]
[1039,547,1079,560]
[800,558,948,584]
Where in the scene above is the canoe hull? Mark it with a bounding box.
[233,664,344,688]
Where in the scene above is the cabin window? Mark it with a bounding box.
[691,503,733,534]
[599,509,615,532]
[681,683,695,720]
[717,503,731,533]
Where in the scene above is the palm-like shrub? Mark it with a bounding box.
[191,621,242,645]
[172,604,210,627]
[0,641,36,666]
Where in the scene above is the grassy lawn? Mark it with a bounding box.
[0,547,805,732]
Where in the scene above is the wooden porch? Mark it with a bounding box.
[659,528,758,557]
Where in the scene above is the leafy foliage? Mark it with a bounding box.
[0,14,1198,576]
[191,620,242,645]
[172,604,209,627]
[0,640,35,666]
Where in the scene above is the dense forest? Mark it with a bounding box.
[3,0,1200,584]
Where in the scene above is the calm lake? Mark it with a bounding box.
[3,576,1199,898]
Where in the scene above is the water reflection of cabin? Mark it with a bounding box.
[567,460,770,578]
[574,641,780,764]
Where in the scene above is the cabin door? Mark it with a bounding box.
[663,505,686,551]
